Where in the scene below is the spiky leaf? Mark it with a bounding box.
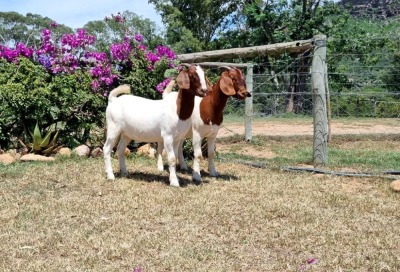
[32,123,42,151]
[40,125,54,148]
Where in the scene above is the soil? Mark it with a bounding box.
[216,118,400,159]
[218,118,400,137]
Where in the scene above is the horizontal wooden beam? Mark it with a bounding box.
[177,39,314,63]
[194,62,249,68]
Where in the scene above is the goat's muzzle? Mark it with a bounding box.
[197,88,208,97]
[235,88,251,100]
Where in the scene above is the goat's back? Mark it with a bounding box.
[106,94,191,143]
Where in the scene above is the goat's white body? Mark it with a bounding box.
[104,85,192,187]
[156,93,220,182]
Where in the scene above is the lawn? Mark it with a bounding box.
[0,132,399,271]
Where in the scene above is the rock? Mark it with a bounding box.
[390,180,400,192]
[137,144,156,158]
[116,147,131,158]
[0,154,16,164]
[57,147,72,157]
[7,149,18,157]
[91,147,103,158]
[124,147,131,157]
[74,145,90,157]
[20,154,55,162]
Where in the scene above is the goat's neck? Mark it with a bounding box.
[199,81,229,126]
[176,89,195,120]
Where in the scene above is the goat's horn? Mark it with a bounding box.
[180,63,192,68]
[218,66,232,70]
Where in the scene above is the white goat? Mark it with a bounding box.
[157,67,250,183]
[103,64,210,187]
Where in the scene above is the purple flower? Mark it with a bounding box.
[145,52,160,64]
[156,45,176,60]
[134,33,143,43]
[91,80,100,90]
[112,13,124,23]
[84,52,108,63]
[306,258,317,265]
[111,42,132,62]
[16,43,34,58]
[50,21,58,28]
[138,44,147,51]
[0,46,18,62]
[38,55,52,69]
[156,78,172,93]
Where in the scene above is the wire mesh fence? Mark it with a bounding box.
[221,36,400,138]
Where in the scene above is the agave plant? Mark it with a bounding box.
[20,122,60,155]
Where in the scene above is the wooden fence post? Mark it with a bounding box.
[245,63,254,141]
[311,34,328,165]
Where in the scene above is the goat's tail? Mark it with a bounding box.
[108,84,131,103]
[162,80,176,99]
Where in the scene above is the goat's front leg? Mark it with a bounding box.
[163,136,180,187]
[117,135,130,176]
[156,141,164,171]
[192,131,203,183]
[207,137,219,177]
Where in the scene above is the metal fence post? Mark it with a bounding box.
[311,34,328,165]
[245,63,254,141]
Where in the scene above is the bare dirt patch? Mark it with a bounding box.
[219,118,400,137]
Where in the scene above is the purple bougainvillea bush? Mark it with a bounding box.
[0,14,179,149]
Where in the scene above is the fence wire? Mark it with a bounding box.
[222,41,400,121]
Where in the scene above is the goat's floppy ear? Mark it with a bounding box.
[177,70,190,89]
[220,71,236,96]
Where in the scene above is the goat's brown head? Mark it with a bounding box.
[218,66,251,100]
[176,64,211,97]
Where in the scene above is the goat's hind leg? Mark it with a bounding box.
[156,141,164,172]
[192,132,203,183]
[207,137,219,177]
[104,124,121,180]
[177,139,188,171]
[117,134,131,176]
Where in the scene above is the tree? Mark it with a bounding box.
[0,12,72,47]
[149,0,242,53]
[83,11,164,53]
[233,0,344,113]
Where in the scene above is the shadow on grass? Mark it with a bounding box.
[115,167,239,187]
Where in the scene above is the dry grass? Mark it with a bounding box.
[0,136,399,271]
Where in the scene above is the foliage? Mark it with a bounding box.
[84,11,164,53]
[383,51,400,93]
[149,0,242,52]
[0,11,73,47]
[375,99,400,118]
[0,14,179,150]
[22,122,60,155]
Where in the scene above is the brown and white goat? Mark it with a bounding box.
[158,66,250,182]
[103,64,211,187]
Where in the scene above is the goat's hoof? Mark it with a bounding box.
[209,171,219,177]
[180,165,189,172]
[157,165,164,172]
[106,176,115,181]
[170,180,180,187]
[192,172,202,183]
